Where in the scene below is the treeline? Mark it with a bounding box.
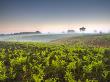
[0,31,41,36]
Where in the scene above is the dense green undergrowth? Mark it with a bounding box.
[0,41,110,82]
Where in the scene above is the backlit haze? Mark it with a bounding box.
[0,0,110,34]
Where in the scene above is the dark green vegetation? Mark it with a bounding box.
[0,34,110,82]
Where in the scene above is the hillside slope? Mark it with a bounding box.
[50,34,110,48]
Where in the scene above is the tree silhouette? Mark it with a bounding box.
[99,31,103,34]
[79,27,86,32]
[94,30,97,33]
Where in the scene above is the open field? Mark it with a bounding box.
[0,33,82,42]
[0,34,110,82]
[1,0,110,81]
[51,34,110,48]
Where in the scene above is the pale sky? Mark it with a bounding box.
[0,0,110,34]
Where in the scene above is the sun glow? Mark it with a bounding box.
[32,23,110,33]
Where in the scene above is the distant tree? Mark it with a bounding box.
[62,31,65,34]
[99,31,103,35]
[94,30,97,33]
[48,32,50,34]
[0,34,5,36]
[67,30,75,33]
[36,31,41,34]
[79,27,86,32]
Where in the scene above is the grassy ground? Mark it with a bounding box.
[50,34,110,48]
[0,34,110,82]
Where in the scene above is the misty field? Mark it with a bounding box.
[0,34,110,82]
[51,34,110,48]
[0,33,82,42]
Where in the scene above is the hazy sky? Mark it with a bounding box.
[0,0,110,33]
